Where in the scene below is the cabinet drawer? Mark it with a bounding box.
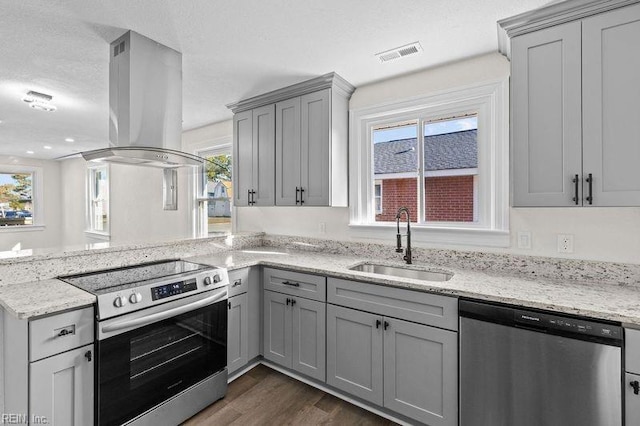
[627,328,640,374]
[328,278,458,331]
[263,267,326,301]
[30,307,94,362]
[228,267,250,298]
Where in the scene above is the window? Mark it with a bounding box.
[0,172,33,226]
[374,181,383,215]
[350,80,509,246]
[87,166,109,234]
[198,146,232,235]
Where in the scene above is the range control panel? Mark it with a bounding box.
[515,309,623,341]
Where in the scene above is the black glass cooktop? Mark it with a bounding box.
[59,260,213,295]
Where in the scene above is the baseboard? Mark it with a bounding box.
[259,360,412,426]
[227,358,261,383]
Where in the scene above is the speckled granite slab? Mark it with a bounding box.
[0,233,263,286]
[0,279,95,319]
[263,234,640,287]
[187,247,640,326]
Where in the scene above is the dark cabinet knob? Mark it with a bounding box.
[85,350,92,362]
[631,380,640,395]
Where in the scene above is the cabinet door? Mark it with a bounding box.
[30,344,94,426]
[263,290,292,368]
[511,21,582,206]
[384,318,458,426]
[300,89,331,206]
[326,304,383,406]
[233,110,253,207]
[627,372,640,425]
[252,104,275,206]
[227,293,249,375]
[583,3,640,206]
[275,97,301,206]
[291,297,326,381]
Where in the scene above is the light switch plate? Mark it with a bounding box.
[517,231,532,249]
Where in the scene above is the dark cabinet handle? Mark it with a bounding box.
[299,187,305,205]
[631,380,640,395]
[376,319,381,329]
[282,280,300,287]
[286,298,290,306]
[291,299,296,306]
[572,174,579,205]
[247,189,252,205]
[228,301,231,310]
[585,174,593,205]
[295,187,300,205]
[85,350,92,362]
[384,321,389,330]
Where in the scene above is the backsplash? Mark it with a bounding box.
[0,233,263,286]
[263,234,640,287]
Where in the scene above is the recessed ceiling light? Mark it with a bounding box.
[22,90,56,112]
[26,151,34,154]
[65,138,74,142]
[43,146,52,150]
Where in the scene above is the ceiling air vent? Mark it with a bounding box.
[376,41,423,63]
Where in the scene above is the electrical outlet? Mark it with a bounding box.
[557,234,574,253]
[319,222,326,234]
[517,231,532,249]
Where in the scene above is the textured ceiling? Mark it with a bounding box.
[0,0,550,159]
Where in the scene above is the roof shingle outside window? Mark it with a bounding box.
[373,129,477,174]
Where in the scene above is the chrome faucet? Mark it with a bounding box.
[395,207,412,264]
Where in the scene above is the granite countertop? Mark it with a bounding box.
[186,247,640,326]
[4,246,640,325]
[0,279,96,319]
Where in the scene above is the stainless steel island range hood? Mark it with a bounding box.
[81,31,204,168]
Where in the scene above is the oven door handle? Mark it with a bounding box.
[101,289,228,333]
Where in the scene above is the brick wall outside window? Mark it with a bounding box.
[375,175,475,222]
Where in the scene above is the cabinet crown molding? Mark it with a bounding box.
[227,72,355,114]
[497,0,640,58]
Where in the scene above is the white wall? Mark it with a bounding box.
[59,157,88,247]
[192,52,640,264]
[108,164,193,245]
[0,156,62,251]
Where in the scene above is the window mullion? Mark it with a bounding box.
[416,119,426,224]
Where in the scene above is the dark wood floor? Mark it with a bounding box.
[182,364,398,425]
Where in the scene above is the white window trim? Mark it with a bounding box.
[0,165,44,232]
[85,164,110,238]
[194,139,233,237]
[349,79,509,247]
[374,180,383,214]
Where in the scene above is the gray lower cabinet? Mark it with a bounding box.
[326,304,383,405]
[626,372,640,424]
[327,304,457,426]
[263,289,326,381]
[227,267,261,375]
[227,292,249,374]
[29,343,94,426]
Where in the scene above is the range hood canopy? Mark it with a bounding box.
[81,30,204,168]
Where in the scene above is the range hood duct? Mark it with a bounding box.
[81,31,204,168]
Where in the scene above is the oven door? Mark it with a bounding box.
[97,289,227,426]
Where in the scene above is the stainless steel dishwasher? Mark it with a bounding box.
[459,299,623,426]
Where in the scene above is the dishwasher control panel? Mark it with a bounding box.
[515,309,622,340]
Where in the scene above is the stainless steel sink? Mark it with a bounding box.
[349,263,453,282]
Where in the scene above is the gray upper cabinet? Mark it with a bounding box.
[510,2,640,207]
[30,344,94,426]
[229,73,354,208]
[582,3,640,206]
[511,21,582,207]
[232,105,275,207]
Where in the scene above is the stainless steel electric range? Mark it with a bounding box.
[60,259,229,426]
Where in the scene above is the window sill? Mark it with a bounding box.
[85,231,111,241]
[349,223,510,248]
[0,225,45,233]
